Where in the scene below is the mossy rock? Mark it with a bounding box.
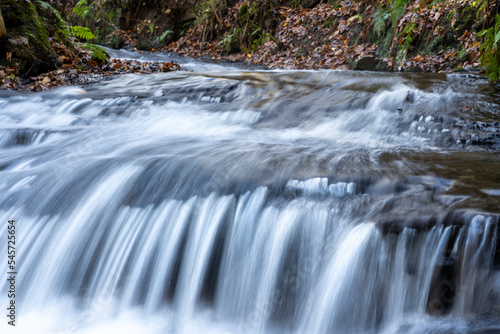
[404,65,423,73]
[351,56,389,71]
[0,0,69,75]
[136,39,153,51]
[352,57,378,71]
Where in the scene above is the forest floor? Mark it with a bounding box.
[160,1,483,73]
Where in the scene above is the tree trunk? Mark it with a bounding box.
[0,8,6,38]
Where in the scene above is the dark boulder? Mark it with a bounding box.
[351,56,389,71]
[0,0,70,75]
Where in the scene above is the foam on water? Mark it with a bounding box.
[0,66,498,333]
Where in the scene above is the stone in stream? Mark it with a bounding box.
[351,56,390,71]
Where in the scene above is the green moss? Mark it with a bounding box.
[136,39,153,50]
[238,3,248,22]
[376,32,394,58]
[426,35,443,54]
[390,0,410,26]
[3,0,51,48]
[454,5,476,33]
[1,0,72,75]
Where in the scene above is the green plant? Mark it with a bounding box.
[238,3,248,22]
[396,21,416,66]
[479,14,500,81]
[73,0,94,20]
[194,0,226,28]
[324,16,335,28]
[80,42,109,62]
[374,7,389,38]
[70,25,108,62]
[193,0,227,43]
[390,0,410,26]
[396,47,407,66]
[157,30,173,43]
[473,0,489,20]
[70,25,96,40]
[456,47,468,61]
[220,28,236,52]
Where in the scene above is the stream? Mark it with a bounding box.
[0,49,499,333]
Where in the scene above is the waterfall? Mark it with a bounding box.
[0,63,499,333]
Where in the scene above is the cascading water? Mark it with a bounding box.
[1,50,500,333]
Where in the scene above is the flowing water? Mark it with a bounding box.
[1,50,500,334]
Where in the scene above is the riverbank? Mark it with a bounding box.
[159,1,484,73]
[0,57,180,91]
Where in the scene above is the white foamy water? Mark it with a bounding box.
[0,62,499,333]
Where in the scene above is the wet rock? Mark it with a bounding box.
[375,60,390,71]
[351,57,391,72]
[2,0,68,75]
[493,230,500,270]
[351,57,379,71]
[404,66,424,73]
[453,120,500,149]
[376,209,499,234]
[426,226,460,315]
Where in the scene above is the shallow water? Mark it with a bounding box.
[0,52,499,333]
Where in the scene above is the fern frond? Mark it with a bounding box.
[479,20,500,82]
[70,26,96,41]
[80,43,109,62]
[73,0,91,19]
[374,8,388,38]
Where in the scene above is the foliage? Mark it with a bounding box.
[158,30,173,44]
[73,0,94,21]
[220,28,236,52]
[4,0,489,75]
[79,43,109,62]
[70,24,108,62]
[479,15,500,82]
[194,0,227,41]
[396,20,416,65]
[390,0,410,26]
[373,7,388,38]
[1,0,61,74]
[70,25,96,40]
[472,0,489,20]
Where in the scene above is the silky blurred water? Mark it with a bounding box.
[0,53,499,333]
